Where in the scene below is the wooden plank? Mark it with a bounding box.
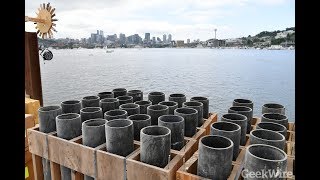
[26,114,35,149]
[176,150,242,180]
[234,147,246,165]
[287,157,295,179]
[240,134,250,149]
[251,117,260,126]
[47,135,96,177]
[287,131,295,142]
[26,160,35,180]
[71,170,84,180]
[201,113,218,135]
[32,154,44,180]
[96,141,140,180]
[25,149,32,164]
[176,138,198,161]
[288,122,295,132]
[50,161,61,180]
[25,98,40,124]
[286,141,295,157]
[28,127,49,159]
[192,128,206,146]
[25,114,35,129]
[25,32,43,106]
[126,149,183,180]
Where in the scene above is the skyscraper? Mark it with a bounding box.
[163,34,167,43]
[145,33,150,42]
[152,37,156,44]
[97,30,100,35]
[119,33,126,44]
[168,34,172,42]
[187,39,190,44]
[100,30,104,37]
[91,33,97,43]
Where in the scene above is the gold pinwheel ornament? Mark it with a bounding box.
[25,2,58,39]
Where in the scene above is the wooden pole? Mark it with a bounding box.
[25,16,46,23]
[25,32,43,106]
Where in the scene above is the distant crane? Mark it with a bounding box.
[214,29,217,39]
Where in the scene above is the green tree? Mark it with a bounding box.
[247,39,253,46]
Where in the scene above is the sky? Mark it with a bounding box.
[25,0,295,41]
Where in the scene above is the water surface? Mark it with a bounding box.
[40,48,295,121]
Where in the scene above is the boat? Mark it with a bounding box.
[267,45,284,50]
[104,46,114,53]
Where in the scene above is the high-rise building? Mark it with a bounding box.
[152,37,156,44]
[127,34,142,44]
[106,34,117,42]
[100,30,104,37]
[91,33,97,43]
[145,33,150,42]
[163,34,167,43]
[119,33,126,44]
[187,39,190,44]
[135,34,142,44]
[168,34,172,42]
[97,30,100,35]
[156,37,161,43]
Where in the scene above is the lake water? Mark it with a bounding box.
[39,48,295,121]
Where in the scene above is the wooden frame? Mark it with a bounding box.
[288,122,295,132]
[176,148,246,180]
[201,113,218,135]
[287,157,295,179]
[126,146,183,180]
[26,114,36,180]
[27,126,141,180]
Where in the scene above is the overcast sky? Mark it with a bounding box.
[25,0,295,41]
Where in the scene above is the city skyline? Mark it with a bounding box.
[25,0,294,41]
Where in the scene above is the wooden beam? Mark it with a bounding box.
[25,32,43,106]
[71,170,84,180]
[32,154,44,180]
[50,161,61,180]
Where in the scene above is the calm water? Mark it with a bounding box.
[39,48,295,121]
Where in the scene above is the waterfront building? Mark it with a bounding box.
[176,40,184,47]
[119,33,126,44]
[127,34,142,44]
[91,33,97,43]
[168,34,172,42]
[275,30,295,39]
[106,34,117,42]
[145,33,150,42]
[206,39,226,47]
[163,34,167,43]
[152,37,156,44]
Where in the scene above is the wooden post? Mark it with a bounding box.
[32,154,44,180]
[25,32,43,106]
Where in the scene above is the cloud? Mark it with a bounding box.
[25,0,293,40]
